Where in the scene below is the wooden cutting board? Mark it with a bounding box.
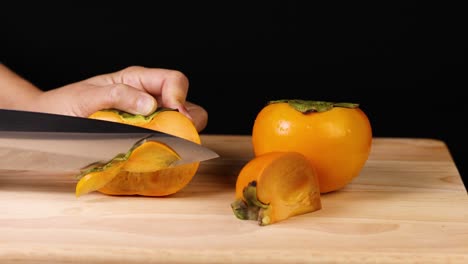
[1,135,467,263]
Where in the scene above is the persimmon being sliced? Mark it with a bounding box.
[75,107,201,197]
[231,151,322,226]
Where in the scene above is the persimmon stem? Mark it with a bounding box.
[230,181,270,223]
[243,181,268,209]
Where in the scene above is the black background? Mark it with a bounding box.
[1,2,466,186]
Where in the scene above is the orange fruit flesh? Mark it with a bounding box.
[122,141,181,173]
[98,163,199,196]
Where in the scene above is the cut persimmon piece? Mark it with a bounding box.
[75,159,126,197]
[75,139,181,197]
[231,151,322,226]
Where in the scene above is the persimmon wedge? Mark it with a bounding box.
[231,151,322,226]
[75,140,181,197]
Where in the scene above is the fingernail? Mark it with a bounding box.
[136,95,156,115]
[178,104,193,121]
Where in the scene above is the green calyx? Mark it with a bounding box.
[269,99,359,113]
[231,181,271,226]
[100,107,177,122]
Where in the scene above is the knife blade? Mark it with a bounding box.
[0,109,219,172]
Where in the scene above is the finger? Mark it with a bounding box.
[158,70,189,111]
[185,101,208,132]
[104,66,189,110]
[77,83,158,116]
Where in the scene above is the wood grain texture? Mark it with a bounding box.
[1,135,467,264]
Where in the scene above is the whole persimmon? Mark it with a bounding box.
[252,100,372,193]
[75,108,201,197]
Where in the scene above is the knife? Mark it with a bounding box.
[0,109,219,172]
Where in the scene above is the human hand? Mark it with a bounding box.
[33,66,208,132]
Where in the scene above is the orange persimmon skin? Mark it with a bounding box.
[89,110,201,196]
[252,102,372,193]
